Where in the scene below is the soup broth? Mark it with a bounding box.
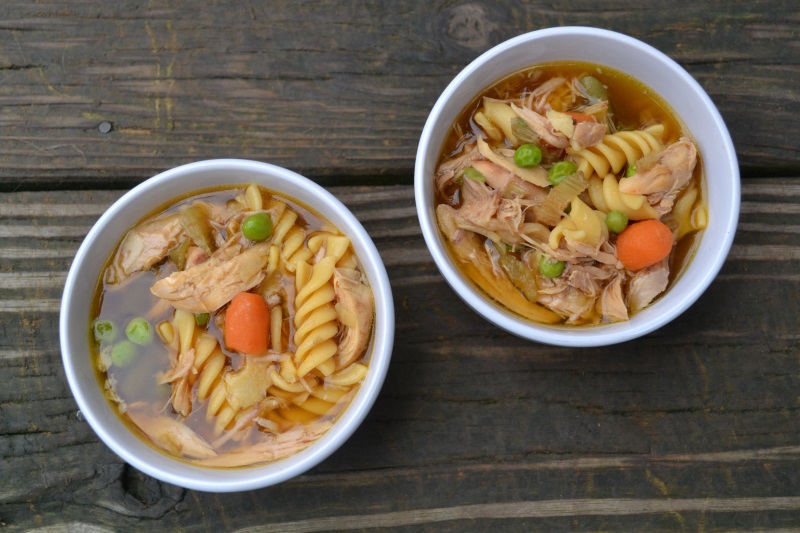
[91,185,375,468]
[434,61,706,325]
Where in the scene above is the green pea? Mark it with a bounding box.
[547,161,578,186]
[462,166,486,182]
[581,76,608,102]
[195,313,210,327]
[605,210,629,233]
[626,163,637,177]
[242,212,274,242]
[539,255,566,278]
[513,144,543,168]
[125,317,153,345]
[111,340,137,368]
[93,319,118,343]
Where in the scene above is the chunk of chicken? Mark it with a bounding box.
[157,347,196,417]
[471,160,547,202]
[628,259,670,313]
[458,176,501,228]
[600,276,628,322]
[510,104,570,148]
[572,121,608,150]
[115,214,183,277]
[471,160,514,192]
[435,144,479,193]
[565,239,623,269]
[333,268,374,368]
[127,409,217,460]
[618,138,697,214]
[537,279,597,325]
[151,241,270,313]
[196,421,333,468]
[566,263,612,298]
[445,182,526,247]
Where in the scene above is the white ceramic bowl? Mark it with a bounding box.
[415,27,739,347]
[60,159,394,491]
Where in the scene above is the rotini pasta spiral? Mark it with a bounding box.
[156,310,235,434]
[671,184,708,240]
[193,332,226,402]
[163,310,241,435]
[327,363,369,387]
[205,379,239,436]
[267,199,311,271]
[268,370,355,427]
[587,174,659,221]
[569,124,665,179]
[549,197,608,249]
[293,256,339,378]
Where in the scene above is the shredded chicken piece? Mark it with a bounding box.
[333,268,374,368]
[510,104,570,148]
[195,421,333,468]
[619,137,697,214]
[458,176,501,228]
[471,160,514,191]
[565,238,622,268]
[151,241,270,313]
[525,77,567,113]
[471,160,547,202]
[601,276,629,322]
[628,259,670,313]
[127,409,218,460]
[158,347,196,417]
[435,144,479,193]
[572,121,608,150]
[483,240,503,277]
[115,214,183,278]
[566,266,603,298]
[537,277,597,324]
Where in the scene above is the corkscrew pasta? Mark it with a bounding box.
[587,174,659,221]
[569,124,664,179]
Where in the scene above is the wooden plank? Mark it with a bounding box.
[0,179,799,529]
[0,1,797,189]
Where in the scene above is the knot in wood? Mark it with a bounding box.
[443,2,499,51]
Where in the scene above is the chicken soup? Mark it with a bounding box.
[91,184,375,467]
[434,61,707,325]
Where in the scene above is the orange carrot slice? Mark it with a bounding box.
[616,219,674,271]
[566,111,596,123]
[225,292,269,354]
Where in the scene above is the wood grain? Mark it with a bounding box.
[1,1,798,530]
[0,1,798,190]
[1,180,799,530]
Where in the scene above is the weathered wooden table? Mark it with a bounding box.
[2,1,799,530]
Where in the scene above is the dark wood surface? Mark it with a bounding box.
[1,1,799,531]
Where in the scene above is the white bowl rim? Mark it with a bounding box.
[60,158,395,491]
[414,26,740,347]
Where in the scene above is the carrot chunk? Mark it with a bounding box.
[224,292,269,354]
[566,111,596,123]
[616,219,674,271]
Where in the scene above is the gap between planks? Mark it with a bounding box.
[228,496,800,532]
[30,497,800,533]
